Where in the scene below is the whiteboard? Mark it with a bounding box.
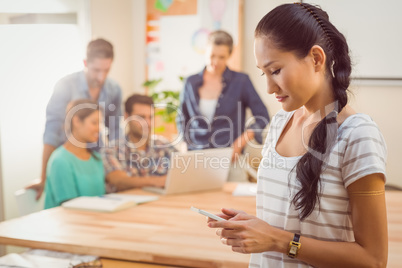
[305,0,402,80]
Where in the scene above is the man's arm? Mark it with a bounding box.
[101,140,166,192]
[26,144,56,200]
[106,170,166,192]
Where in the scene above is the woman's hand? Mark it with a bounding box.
[208,208,276,254]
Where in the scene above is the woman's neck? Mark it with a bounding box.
[205,66,225,77]
[64,140,91,160]
[303,82,336,119]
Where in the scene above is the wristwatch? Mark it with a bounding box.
[287,233,301,258]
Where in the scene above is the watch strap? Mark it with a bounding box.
[287,233,301,258]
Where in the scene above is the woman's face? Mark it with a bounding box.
[205,44,231,75]
[254,37,323,112]
[73,111,100,144]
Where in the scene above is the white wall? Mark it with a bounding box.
[90,0,137,100]
[0,0,146,224]
[0,128,4,256]
[131,0,147,95]
[350,85,402,187]
[0,27,85,222]
[243,0,402,187]
[0,2,91,256]
[90,0,147,100]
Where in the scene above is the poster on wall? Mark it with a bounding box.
[198,0,239,46]
[146,0,242,94]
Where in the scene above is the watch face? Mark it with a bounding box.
[289,245,298,255]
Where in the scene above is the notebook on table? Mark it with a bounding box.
[143,147,233,195]
[61,194,158,212]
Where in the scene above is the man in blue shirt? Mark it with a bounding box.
[27,38,122,199]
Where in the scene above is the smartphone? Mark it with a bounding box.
[190,206,227,221]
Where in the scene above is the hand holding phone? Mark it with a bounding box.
[190,206,226,221]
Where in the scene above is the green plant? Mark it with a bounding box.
[143,77,183,133]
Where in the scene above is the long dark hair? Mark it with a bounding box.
[255,3,351,220]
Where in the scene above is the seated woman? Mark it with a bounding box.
[44,99,105,209]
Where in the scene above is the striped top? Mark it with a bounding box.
[249,110,387,268]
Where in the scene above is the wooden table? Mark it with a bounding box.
[101,259,173,268]
[0,184,254,268]
[0,186,401,267]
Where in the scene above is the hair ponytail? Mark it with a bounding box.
[330,31,351,113]
[293,110,339,219]
[255,3,352,219]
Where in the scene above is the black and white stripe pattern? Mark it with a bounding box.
[250,110,387,268]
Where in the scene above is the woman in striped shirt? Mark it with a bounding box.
[208,3,388,267]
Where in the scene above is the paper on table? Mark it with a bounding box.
[0,253,35,267]
[61,196,136,212]
[232,183,257,196]
[61,193,158,212]
[0,252,71,267]
[26,249,98,262]
[105,193,159,204]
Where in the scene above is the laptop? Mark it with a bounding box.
[143,147,233,195]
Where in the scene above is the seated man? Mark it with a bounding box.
[102,94,175,192]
